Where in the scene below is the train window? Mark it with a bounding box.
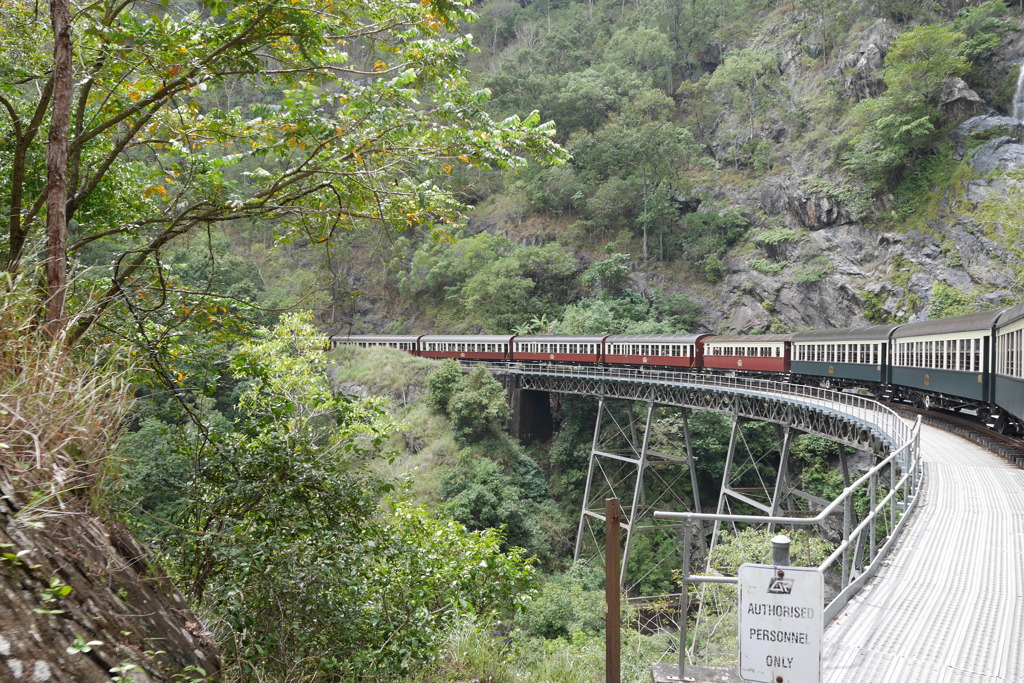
[1011,327,1019,376]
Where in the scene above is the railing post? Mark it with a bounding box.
[869,471,878,561]
[772,534,791,566]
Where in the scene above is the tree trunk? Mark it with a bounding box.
[44,0,73,335]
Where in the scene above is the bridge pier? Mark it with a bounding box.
[507,378,554,445]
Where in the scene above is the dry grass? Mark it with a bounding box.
[0,273,132,517]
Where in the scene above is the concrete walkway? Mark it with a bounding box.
[823,423,1024,682]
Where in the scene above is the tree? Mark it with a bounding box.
[0,0,567,345]
[161,313,536,678]
[708,48,780,139]
[842,24,969,191]
[569,89,696,259]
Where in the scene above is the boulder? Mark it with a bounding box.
[940,77,985,122]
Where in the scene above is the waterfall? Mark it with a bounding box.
[1013,63,1024,123]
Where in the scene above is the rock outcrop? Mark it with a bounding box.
[759,176,852,231]
[836,19,898,102]
[0,483,220,682]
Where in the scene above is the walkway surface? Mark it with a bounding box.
[823,423,1024,682]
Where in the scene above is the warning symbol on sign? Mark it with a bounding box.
[767,578,793,595]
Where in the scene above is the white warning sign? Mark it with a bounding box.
[738,563,823,683]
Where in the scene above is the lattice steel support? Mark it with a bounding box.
[574,399,700,588]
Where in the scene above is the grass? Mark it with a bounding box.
[0,272,133,518]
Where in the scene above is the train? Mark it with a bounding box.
[331,301,1024,435]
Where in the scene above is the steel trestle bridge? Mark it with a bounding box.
[479,361,925,677]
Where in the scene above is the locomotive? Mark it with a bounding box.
[331,301,1024,435]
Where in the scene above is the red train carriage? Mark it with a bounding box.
[419,335,514,361]
[702,334,792,374]
[604,334,708,369]
[512,335,606,364]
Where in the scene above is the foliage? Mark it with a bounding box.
[708,49,781,138]
[951,0,1012,63]
[0,0,567,345]
[842,24,970,193]
[927,281,974,319]
[567,90,700,259]
[791,264,829,285]
[581,253,632,296]
[518,563,604,640]
[446,367,510,446]
[707,527,834,576]
[749,258,785,275]
[676,205,750,282]
[123,314,538,679]
[426,359,465,417]
[400,233,580,332]
[752,227,800,246]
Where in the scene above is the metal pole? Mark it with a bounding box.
[678,521,692,682]
[682,410,702,515]
[576,397,605,562]
[606,498,621,683]
[710,412,742,558]
[869,471,878,561]
[769,425,793,531]
[621,402,655,587]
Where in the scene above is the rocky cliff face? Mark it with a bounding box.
[693,20,1024,334]
[0,480,220,682]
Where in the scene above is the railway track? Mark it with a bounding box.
[884,401,1024,467]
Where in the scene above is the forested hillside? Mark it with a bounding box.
[338,0,1024,335]
[4,0,1024,679]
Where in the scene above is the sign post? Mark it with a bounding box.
[738,563,823,683]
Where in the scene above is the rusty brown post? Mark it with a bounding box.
[606,497,621,683]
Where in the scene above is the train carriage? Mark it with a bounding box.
[512,335,605,364]
[791,325,899,390]
[420,335,514,361]
[604,334,707,369]
[994,302,1024,431]
[889,310,1002,409]
[702,334,792,374]
[331,334,420,353]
